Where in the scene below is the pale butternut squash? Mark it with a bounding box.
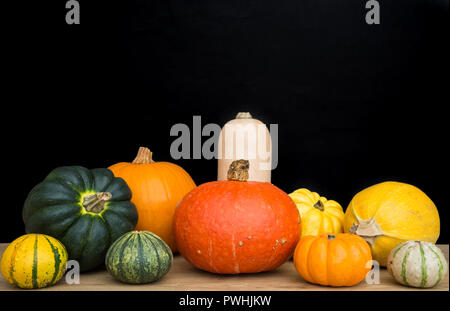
[217,112,271,182]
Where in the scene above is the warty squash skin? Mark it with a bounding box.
[22,166,138,272]
[109,147,196,252]
[105,231,173,284]
[387,241,448,288]
[174,160,301,274]
[344,181,440,267]
[289,188,344,238]
[293,233,372,287]
[1,234,68,289]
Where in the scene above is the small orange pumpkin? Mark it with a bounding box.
[109,147,196,252]
[293,233,372,287]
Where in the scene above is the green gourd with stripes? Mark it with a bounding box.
[387,240,448,288]
[106,231,173,284]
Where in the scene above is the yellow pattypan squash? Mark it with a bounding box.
[344,181,440,267]
[289,188,344,238]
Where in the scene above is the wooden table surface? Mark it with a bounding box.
[0,243,448,291]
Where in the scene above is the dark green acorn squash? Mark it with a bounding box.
[22,166,138,272]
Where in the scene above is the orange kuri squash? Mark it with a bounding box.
[109,147,196,252]
[174,160,301,274]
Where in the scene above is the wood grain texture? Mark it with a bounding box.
[0,243,448,291]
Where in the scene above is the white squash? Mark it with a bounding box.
[387,240,448,288]
[217,112,271,182]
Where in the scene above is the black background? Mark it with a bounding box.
[3,0,448,246]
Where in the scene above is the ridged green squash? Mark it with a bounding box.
[23,166,138,272]
[105,231,173,284]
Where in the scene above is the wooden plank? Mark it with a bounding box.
[0,243,448,291]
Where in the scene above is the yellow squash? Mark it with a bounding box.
[344,181,440,267]
[289,188,344,238]
[1,234,68,289]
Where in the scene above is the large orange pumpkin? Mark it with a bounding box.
[109,147,196,252]
[174,160,301,274]
[293,233,372,287]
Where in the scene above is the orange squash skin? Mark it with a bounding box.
[173,180,301,274]
[293,233,372,287]
[109,160,196,252]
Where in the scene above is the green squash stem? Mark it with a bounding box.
[82,192,112,213]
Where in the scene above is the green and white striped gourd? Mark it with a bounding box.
[105,231,173,284]
[387,240,448,288]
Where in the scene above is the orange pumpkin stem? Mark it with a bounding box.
[227,159,250,182]
[132,147,155,164]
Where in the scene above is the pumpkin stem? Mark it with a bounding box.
[236,112,253,119]
[132,147,155,164]
[227,159,250,182]
[313,200,324,211]
[82,192,112,213]
[349,218,384,246]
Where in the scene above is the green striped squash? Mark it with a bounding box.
[0,234,68,289]
[105,231,173,284]
[387,240,448,288]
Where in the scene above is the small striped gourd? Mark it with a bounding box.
[105,231,173,284]
[0,234,68,289]
[387,241,448,288]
